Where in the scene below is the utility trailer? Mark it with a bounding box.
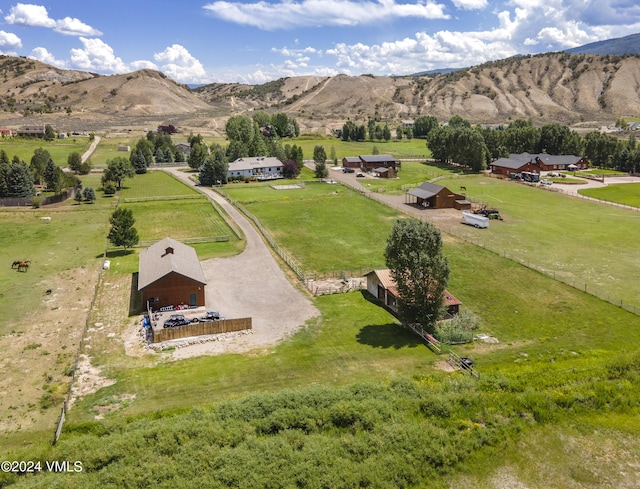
[462,211,489,228]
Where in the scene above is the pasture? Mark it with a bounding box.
[223,182,397,272]
[432,174,640,311]
[2,163,640,485]
[294,136,431,161]
[0,137,92,166]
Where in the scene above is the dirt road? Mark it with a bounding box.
[163,168,319,358]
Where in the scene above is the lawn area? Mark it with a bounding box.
[223,181,398,273]
[106,171,243,275]
[0,137,92,166]
[294,136,431,161]
[578,182,640,208]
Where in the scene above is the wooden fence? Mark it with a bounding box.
[448,350,480,379]
[152,317,252,343]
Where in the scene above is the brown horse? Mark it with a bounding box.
[11,260,21,268]
[17,260,31,272]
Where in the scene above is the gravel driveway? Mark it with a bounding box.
[163,168,319,358]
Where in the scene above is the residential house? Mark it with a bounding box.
[227,156,284,180]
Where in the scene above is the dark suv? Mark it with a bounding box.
[198,311,225,322]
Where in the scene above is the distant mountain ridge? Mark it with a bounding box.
[565,33,640,55]
[0,33,639,134]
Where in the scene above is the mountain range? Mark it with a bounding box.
[0,33,638,135]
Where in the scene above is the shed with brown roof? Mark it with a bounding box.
[138,237,206,310]
[365,269,461,317]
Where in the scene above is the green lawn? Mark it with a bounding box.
[578,182,640,208]
[294,136,431,161]
[224,182,398,273]
[0,137,92,166]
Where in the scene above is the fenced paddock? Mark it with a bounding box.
[152,317,252,343]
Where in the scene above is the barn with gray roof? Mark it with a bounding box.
[138,237,206,310]
[405,181,469,209]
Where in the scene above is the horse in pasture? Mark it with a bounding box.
[11,260,21,268]
[460,186,467,192]
[17,260,31,272]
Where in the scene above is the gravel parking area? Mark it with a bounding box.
[164,169,320,359]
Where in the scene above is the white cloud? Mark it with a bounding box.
[203,0,449,30]
[70,37,127,72]
[29,46,67,68]
[451,0,487,10]
[54,17,102,36]
[5,3,101,36]
[5,3,55,28]
[153,44,208,83]
[0,30,22,50]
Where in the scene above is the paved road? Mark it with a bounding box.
[163,168,319,357]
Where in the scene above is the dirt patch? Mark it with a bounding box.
[0,266,98,434]
[68,354,115,409]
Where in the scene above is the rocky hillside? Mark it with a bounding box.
[195,53,640,130]
[0,52,639,133]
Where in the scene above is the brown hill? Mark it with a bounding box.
[0,53,639,134]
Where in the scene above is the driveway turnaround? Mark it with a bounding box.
[163,168,319,358]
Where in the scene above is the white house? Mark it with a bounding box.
[227,156,284,180]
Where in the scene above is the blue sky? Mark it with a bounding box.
[0,1,639,84]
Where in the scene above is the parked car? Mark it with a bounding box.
[342,167,355,173]
[198,311,225,322]
[163,313,191,328]
[356,172,365,177]
[540,179,552,185]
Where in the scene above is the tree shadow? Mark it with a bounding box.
[357,291,421,349]
[129,272,141,316]
[356,323,421,349]
[95,249,136,259]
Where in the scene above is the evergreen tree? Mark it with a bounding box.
[83,187,96,202]
[7,160,35,197]
[199,145,228,185]
[0,150,10,197]
[131,150,148,174]
[43,158,62,192]
[107,207,139,250]
[74,190,83,204]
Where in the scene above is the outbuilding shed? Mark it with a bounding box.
[365,269,461,317]
[138,237,206,310]
[406,182,466,209]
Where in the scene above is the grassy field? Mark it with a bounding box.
[223,182,397,272]
[433,174,640,310]
[0,137,92,166]
[578,182,640,208]
[294,136,431,161]
[2,162,640,485]
[88,134,141,167]
[357,160,460,194]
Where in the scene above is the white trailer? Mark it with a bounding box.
[462,211,489,228]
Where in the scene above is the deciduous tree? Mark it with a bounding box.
[384,218,449,331]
